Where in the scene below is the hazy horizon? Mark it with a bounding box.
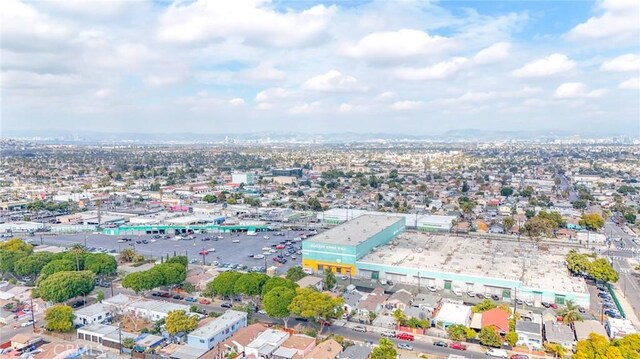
[2,0,639,136]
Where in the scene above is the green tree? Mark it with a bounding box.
[122,338,135,349]
[263,286,297,328]
[472,299,497,313]
[235,273,269,300]
[545,343,566,358]
[478,327,502,347]
[613,333,640,359]
[206,271,242,298]
[580,213,605,231]
[466,327,477,340]
[286,266,307,282]
[505,331,518,346]
[14,252,55,277]
[392,308,407,329]
[38,270,96,303]
[203,194,217,203]
[69,243,86,271]
[0,250,27,273]
[38,259,76,284]
[165,310,198,335]
[572,200,588,210]
[308,197,322,211]
[288,288,344,335]
[44,305,75,332]
[84,253,117,276]
[154,263,187,286]
[501,187,514,197]
[119,248,137,263]
[371,338,397,359]
[502,217,515,231]
[519,186,534,198]
[558,300,583,324]
[566,250,591,274]
[262,277,297,297]
[0,238,33,253]
[589,258,619,283]
[447,324,467,341]
[122,270,163,293]
[324,270,337,290]
[96,290,105,303]
[166,255,188,267]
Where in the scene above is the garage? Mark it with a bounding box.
[384,272,408,284]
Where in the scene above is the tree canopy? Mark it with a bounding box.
[286,267,307,282]
[263,286,296,327]
[566,251,618,283]
[371,338,397,359]
[84,253,117,276]
[122,262,186,293]
[478,326,502,347]
[262,277,297,297]
[574,333,640,359]
[165,310,198,335]
[38,270,96,303]
[580,213,605,231]
[38,259,76,284]
[288,288,344,334]
[472,299,497,313]
[205,271,243,297]
[45,305,75,332]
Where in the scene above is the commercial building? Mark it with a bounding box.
[302,214,405,275]
[316,208,454,231]
[231,173,255,185]
[272,168,303,178]
[187,310,247,350]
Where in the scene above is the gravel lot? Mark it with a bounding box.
[37,230,313,273]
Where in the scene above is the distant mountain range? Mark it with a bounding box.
[1,129,634,144]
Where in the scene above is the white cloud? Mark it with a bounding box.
[2,0,72,50]
[157,1,335,47]
[255,87,295,102]
[601,54,640,72]
[472,42,511,64]
[512,53,575,78]
[302,70,365,92]
[228,98,245,106]
[567,0,640,43]
[257,102,273,110]
[390,100,423,110]
[145,75,183,87]
[240,63,286,82]
[394,57,467,80]
[554,82,608,98]
[619,77,640,90]
[338,103,366,113]
[289,101,320,114]
[95,89,111,98]
[343,29,455,62]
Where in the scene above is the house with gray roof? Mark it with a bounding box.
[516,320,542,350]
[543,321,575,349]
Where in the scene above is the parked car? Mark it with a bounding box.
[486,349,508,358]
[541,302,552,308]
[21,320,35,327]
[476,293,486,299]
[185,297,197,302]
[452,288,463,297]
[161,292,171,298]
[352,325,367,332]
[433,341,448,347]
[396,333,414,341]
[427,285,437,292]
[449,342,467,351]
[397,343,413,351]
[221,302,233,308]
[173,294,184,300]
[381,331,395,338]
[199,299,211,305]
[514,298,523,305]
[491,294,501,301]
[467,291,476,297]
[71,300,85,308]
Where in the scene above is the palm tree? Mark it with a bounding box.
[391,308,406,330]
[120,248,137,263]
[69,243,85,271]
[558,300,583,324]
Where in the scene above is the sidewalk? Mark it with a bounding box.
[612,282,640,327]
[341,320,551,358]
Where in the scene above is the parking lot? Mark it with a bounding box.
[37,229,314,274]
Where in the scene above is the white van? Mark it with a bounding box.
[486,348,508,358]
[452,287,463,297]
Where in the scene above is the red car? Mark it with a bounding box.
[396,333,414,341]
[199,250,209,255]
[199,299,211,305]
[449,342,467,351]
[549,303,558,309]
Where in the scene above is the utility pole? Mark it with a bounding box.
[202,248,206,266]
[110,279,114,297]
[84,234,87,248]
[185,250,189,271]
[30,296,36,332]
[417,272,421,294]
[118,323,122,354]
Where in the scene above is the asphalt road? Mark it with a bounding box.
[38,230,313,274]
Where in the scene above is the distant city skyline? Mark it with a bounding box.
[2,0,639,135]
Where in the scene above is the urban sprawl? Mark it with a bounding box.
[1,140,639,359]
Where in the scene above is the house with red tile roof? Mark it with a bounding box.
[481,308,510,335]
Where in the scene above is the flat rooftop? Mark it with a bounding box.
[305,214,402,246]
[189,310,246,338]
[358,233,588,294]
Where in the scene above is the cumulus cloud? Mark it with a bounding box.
[394,57,467,80]
[289,101,320,114]
[390,100,423,110]
[601,54,640,72]
[338,103,366,113]
[302,70,365,92]
[343,29,455,62]
[228,98,245,106]
[512,53,575,78]
[157,1,335,47]
[255,87,296,102]
[240,63,286,82]
[618,78,640,90]
[377,92,397,101]
[554,82,608,98]
[567,0,640,43]
[472,42,511,64]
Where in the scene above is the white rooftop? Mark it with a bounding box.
[189,310,247,339]
[306,214,402,246]
[358,233,588,294]
[434,302,472,326]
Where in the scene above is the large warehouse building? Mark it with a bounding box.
[302,215,405,275]
[303,215,590,308]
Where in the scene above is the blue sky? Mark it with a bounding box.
[2,0,639,135]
